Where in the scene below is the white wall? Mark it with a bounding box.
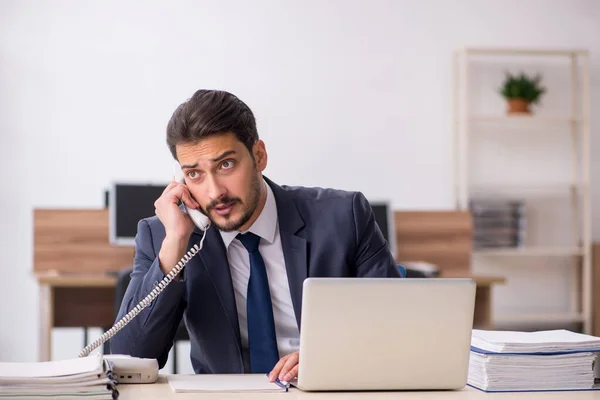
[1,0,599,368]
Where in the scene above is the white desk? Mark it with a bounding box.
[118,376,600,399]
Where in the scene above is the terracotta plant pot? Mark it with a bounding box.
[507,98,531,114]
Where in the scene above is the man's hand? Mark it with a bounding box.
[155,179,200,276]
[268,351,299,383]
[154,179,200,241]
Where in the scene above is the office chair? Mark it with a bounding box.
[112,268,189,374]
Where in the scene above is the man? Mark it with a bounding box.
[110,89,402,383]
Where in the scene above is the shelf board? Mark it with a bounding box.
[460,48,588,57]
[468,183,584,191]
[494,312,584,325]
[473,246,584,257]
[466,183,588,198]
[464,115,581,124]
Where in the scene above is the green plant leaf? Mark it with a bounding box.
[499,71,546,104]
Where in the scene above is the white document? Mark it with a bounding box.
[0,354,116,399]
[0,353,104,380]
[468,329,600,392]
[168,374,287,393]
[468,351,599,391]
[471,329,600,353]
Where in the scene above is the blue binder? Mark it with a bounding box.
[470,345,600,356]
[469,385,600,393]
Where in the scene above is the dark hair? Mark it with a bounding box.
[166,89,259,159]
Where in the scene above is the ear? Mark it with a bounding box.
[253,140,268,172]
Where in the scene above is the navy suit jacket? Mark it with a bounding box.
[110,177,402,373]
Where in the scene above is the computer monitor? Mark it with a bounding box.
[369,201,396,258]
[109,183,168,246]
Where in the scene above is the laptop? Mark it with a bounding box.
[294,277,476,391]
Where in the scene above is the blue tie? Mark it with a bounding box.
[236,232,279,373]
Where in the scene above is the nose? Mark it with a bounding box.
[205,174,227,202]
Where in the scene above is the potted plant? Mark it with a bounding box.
[499,71,546,114]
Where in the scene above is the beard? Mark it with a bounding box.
[204,173,263,232]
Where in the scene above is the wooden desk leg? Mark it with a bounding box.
[473,286,492,329]
[39,284,53,361]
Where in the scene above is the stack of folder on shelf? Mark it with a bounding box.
[468,329,600,392]
[0,353,118,399]
[469,198,525,249]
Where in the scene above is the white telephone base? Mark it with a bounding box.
[104,355,159,384]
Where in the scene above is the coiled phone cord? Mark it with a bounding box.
[78,229,207,358]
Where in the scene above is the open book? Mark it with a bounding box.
[0,353,117,399]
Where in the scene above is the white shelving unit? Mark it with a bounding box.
[473,246,584,257]
[452,47,592,334]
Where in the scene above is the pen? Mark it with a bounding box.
[274,378,290,390]
[265,374,290,391]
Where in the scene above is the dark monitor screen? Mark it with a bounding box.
[109,183,168,246]
[370,201,396,256]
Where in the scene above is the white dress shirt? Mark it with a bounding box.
[219,179,300,361]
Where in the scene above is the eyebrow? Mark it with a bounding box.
[180,150,237,169]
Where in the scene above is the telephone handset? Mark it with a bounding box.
[78,162,210,360]
[173,162,211,231]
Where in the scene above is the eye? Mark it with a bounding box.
[186,170,200,180]
[221,159,235,170]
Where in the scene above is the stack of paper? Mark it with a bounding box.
[472,329,600,354]
[0,353,117,399]
[468,329,600,392]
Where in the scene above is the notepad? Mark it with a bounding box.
[168,374,287,393]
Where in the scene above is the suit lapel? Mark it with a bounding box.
[279,231,307,328]
[266,178,308,328]
[193,226,242,351]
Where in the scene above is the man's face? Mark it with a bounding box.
[176,132,267,232]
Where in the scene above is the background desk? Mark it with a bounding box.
[34,208,134,361]
[440,272,505,329]
[118,376,600,399]
[37,273,116,361]
[394,210,506,330]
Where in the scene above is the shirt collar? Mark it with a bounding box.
[219,178,277,249]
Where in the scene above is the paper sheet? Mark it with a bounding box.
[168,374,286,393]
[0,354,115,399]
[0,353,103,379]
[471,329,600,353]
